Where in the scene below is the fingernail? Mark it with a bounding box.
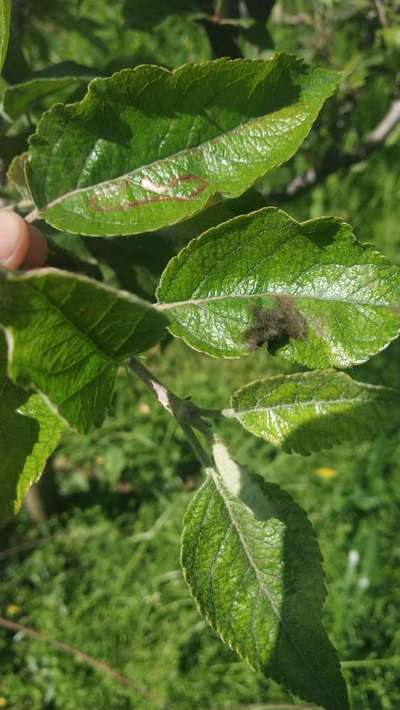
[0,211,29,268]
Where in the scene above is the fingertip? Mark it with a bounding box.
[0,211,30,269]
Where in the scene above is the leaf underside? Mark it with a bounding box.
[0,334,62,520]
[231,370,400,454]
[2,73,91,120]
[0,267,166,433]
[7,152,31,200]
[182,441,349,710]
[158,207,400,368]
[26,54,339,236]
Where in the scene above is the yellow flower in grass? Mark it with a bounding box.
[6,604,20,616]
[314,466,337,480]
[0,698,7,707]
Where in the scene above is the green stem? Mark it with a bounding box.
[197,406,236,419]
[128,356,179,417]
[179,420,212,468]
[128,357,212,467]
[25,208,39,223]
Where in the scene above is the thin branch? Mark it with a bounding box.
[342,655,400,669]
[212,0,225,22]
[0,616,153,700]
[367,99,400,144]
[25,208,39,223]
[128,356,178,417]
[270,98,400,203]
[271,10,313,27]
[0,535,55,560]
[374,0,388,28]
[128,357,212,467]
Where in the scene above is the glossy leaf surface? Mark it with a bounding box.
[27,55,339,235]
[158,208,400,368]
[231,370,400,454]
[182,441,349,710]
[0,267,166,432]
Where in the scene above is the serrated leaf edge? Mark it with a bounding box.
[181,447,347,708]
[230,369,400,454]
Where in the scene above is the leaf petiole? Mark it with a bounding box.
[128,357,213,467]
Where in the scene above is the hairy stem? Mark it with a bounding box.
[129,356,179,417]
[25,208,39,223]
[128,357,212,467]
[197,406,236,419]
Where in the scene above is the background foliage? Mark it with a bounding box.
[1,1,400,708]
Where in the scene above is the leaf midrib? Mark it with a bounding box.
[234,393,396,416]
[210,470,332,698]
[210,469,282,619]
[157,289,394,310]
[13,278,121,368]
[38,96,315,213]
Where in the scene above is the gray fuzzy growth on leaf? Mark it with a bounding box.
[243,296,307,353]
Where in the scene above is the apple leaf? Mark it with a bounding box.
[158,208,400,368]
[2,64,93,120]
[231,370,400,454]
[0,267,166,433]
[0,334,63,520]
[26,54,339,236]
[182,440,349,710]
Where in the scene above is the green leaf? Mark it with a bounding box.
[0,389,63,521]
[0,0,10,74]
[231,370,400,454]
[2,70,92,120]
[165,188,266,242]
[0,267,166,433]
[26,54,339,236]
[158,207,400,368]
[182,440,349,710]
[7,152,31,201]
[0,334,62,520]
[86,190,266,299]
